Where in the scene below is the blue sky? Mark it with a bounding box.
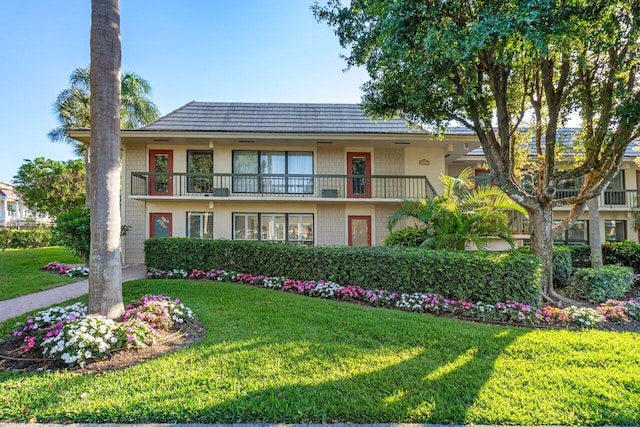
[0,1,369,183]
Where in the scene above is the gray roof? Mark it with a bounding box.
[465,128,640,157]
[140,102,428,134]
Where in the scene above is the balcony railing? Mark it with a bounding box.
[130,172,437,200]
[554,189,639,209]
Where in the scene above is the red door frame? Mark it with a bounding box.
[348,215,371,246]
[347,152,371,198]
[149,150,173,196]
[150,213,172,238]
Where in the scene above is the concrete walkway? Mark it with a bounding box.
[0,264,147,322]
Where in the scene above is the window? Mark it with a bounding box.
[605,220,626,242]
[554,220,588,245]
[187,150,213,193]
[232,151,313,194]
[233,213,313,244]
[187,212,213,239]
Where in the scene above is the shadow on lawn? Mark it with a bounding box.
[0,281,528,423]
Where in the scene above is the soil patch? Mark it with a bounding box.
[0,321,206,374]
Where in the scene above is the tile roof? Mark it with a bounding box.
[140,102,428,134]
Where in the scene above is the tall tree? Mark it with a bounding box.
[12,157,85,218]
[315,0,640,304]
[88,0,124,318]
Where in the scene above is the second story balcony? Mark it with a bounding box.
[130,172,437,202]
[554,189,640,210]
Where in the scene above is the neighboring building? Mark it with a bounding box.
[69,102,640,263]
[0,182,51,229]
[449,133,640,247]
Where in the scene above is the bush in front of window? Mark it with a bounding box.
[568,245,591,269]
[603,240,640,274]
[573,265,634,303]
[144,238,542,306]
[382,227,428,247]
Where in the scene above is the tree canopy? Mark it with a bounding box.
[12,157,85,218]
[48,66,160,154]
[315,0,640,303]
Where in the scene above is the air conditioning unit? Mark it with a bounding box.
[212,188,230,197]
[321,189,338,198]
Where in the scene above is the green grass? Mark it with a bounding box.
[0,247,84,300]
[0,279,639,425]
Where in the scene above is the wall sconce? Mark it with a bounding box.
[447,143,454,152]
[209,140,215,149]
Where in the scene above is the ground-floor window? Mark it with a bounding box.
[554,220,589,245]
[150,213,172,238]
[233,213,313,244]
[604,220,626,242]
[187,212,213,239]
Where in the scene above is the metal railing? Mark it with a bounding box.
[554,189,639,209]
[130,172,437,200]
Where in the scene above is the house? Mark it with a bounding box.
[69,102,640,264]
[70,102,480,263]
[0,182,51,229]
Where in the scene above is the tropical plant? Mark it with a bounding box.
[387,168,527,250]
[48,67,159,154]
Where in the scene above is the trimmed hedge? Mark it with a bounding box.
[569,241,640,273]
[517,245,572,287]
[0,228,55,250]
[573,265,634,303]
[145,238,542,306]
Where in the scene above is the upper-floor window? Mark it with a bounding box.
[232,151,313,194]
[187,150,213,193]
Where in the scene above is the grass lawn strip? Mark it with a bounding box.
[0,247,84,300]
[0,279,638,425]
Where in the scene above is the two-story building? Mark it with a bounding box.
[0,182,51,229]
[69,101,640,264]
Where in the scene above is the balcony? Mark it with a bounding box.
[554,189,640,210]
[130,172,437,201]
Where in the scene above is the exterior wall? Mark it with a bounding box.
[316,204,345,246]
[122,145,147,264]
[404,147,446,194]
[374,147,403,175]
[317,146,345,174]
[375,203,401,245]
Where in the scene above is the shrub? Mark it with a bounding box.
[382,227,427,247]
[0,227,55,250]
[517,245,572,287]
[568,245,591,269]
[573,265,634,303]
[145,238,542,306]
[54,208,90,263]
[603,240,640,273]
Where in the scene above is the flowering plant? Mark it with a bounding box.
[124,295,194,331]
[565,306,606,329]
[13,302,87,352]
[43,261,89,277]
[41,315,122,366]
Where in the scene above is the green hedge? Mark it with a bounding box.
[569,241,640,273]
[145,238,542,306]
[573,265,634,303]
[0,228,55,250]
[517,245,572,287]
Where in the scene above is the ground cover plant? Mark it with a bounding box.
[0,247,84,300]
[0,279,638,425]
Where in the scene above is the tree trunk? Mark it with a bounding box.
[84,147,91,209]
[528,203,575,306]
[87,0,124,318]
[587,197,603,269]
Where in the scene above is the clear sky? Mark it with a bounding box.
[0,0,369,183]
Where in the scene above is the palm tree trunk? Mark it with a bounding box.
[88,0,124,318]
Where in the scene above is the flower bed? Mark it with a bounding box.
[10,295,195,367]
[43,261,89,277]
[148,267,640,330]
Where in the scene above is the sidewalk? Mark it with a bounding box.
[0,264,147,322]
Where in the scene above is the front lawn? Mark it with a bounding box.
[0,247,84,300]
[0,279,638,425]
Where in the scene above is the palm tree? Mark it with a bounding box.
[87,0,124,318]
[387,168,528,250]
[48,66,160,154]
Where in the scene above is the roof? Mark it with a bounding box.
[140,102,428,134]
[464,128,640,157]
